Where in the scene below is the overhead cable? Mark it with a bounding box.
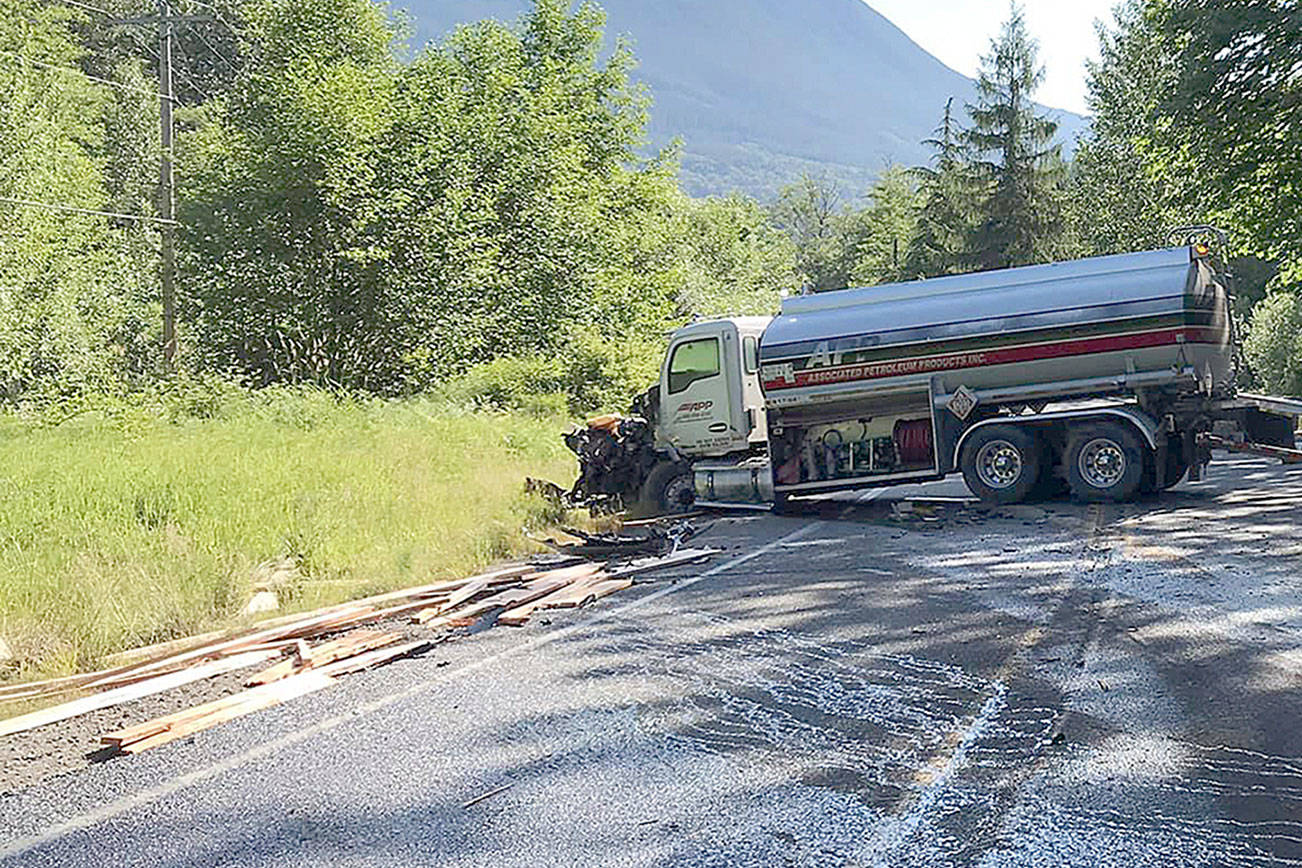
[0,196,179,225]
[0,49,174,100]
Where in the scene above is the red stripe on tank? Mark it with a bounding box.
[763,327,1223,391]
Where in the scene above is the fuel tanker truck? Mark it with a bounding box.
[565,229,1302,514]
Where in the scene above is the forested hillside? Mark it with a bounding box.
[1,0,1300,407]
[406,0,1089,198]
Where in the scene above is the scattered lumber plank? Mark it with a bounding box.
[239,564,529,632]
[494,549,712,626]
[14,607,362,701]
[510,577,609,611]
[497,575,637,626]
[8,551,708,739]
[78,640,310,694]
[0,655,194,701]
[461,576,582,627]
[416,578,565,626]
[621,511,702,528]
[107,639,429,753]
[309,565,532,614]
[99,628,231,670]
[245,630,402,687]
[538,577,631,614]
[102,686,271,747]
[413,565,600,625]
[605,547,720,579]
[577,578,634,603]
[313,639,431,677]
[462,783,513,808]
[316,597,458,632]
[115,670,338,754]
[223,639,303,657]
[437,577,493,615]
[6,565,532,702]
[497,574,608,625]
[102,605,385,685]
[0,650,277,739]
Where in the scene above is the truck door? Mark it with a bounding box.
[661,328,748,456]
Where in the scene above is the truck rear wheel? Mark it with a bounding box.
[636,461,694,518]
[960,425,1042,505]
[1065,422,1146,502]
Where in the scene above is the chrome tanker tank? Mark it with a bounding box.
[758,246,1234,404]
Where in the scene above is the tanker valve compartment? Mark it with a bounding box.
[773,414,936,486]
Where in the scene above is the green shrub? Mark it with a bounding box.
[437,328,665,418]
[434,356,572,417]
[1244,291,1302,397]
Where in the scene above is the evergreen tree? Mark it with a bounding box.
[850,166,921,285]
[906,98,973,277]
[964,5,1068,270]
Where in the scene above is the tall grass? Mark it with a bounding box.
[0,385,577,680]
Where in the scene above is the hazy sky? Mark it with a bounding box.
[866,0,1119,115]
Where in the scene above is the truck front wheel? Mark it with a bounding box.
[1065,422,1146,502]
[636,461,694,518]
[960,426,1042,505]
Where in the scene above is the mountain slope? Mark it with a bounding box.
[402,0,1088,198]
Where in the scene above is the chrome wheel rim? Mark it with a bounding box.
[975,440,1024,490]
[1078,438,1127,489]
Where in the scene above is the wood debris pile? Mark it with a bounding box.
[0,542,719,754]
[534,514,704,558]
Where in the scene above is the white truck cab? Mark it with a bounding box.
[655,317,770,457]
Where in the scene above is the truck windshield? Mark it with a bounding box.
[668,338,720,394]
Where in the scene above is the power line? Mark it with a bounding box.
[48,0,116,16]
[167,38,210,98]
[182,19,235,70]
[0,50,173,100]
[0,196,178,225]
[180,0,236,34]
[111,25,207,101]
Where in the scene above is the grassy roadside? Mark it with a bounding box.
[0,388,578,682]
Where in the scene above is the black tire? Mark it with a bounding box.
[960,425,1042,505]
[771,491,793,515]
[636,461,694,518]
[1065,422,1147,503]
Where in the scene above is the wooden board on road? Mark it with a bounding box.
[0,650,277,738]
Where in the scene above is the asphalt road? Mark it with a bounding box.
[2,453,1301,867]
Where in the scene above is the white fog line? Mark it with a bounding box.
[0,519,826,860]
